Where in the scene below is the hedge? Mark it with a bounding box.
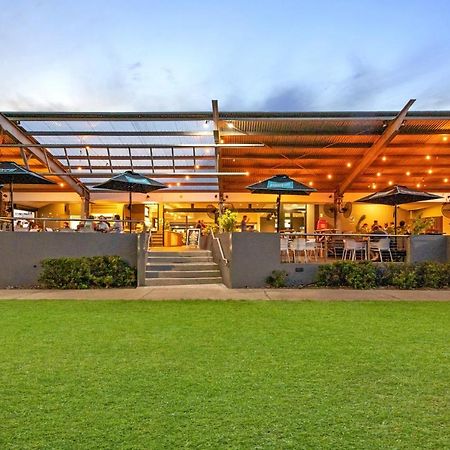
[316,261,450,290]
[39,256,136,289]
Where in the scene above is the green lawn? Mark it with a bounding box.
[0,301,449,449]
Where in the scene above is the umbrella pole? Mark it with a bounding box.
[394,205,398,235]
[10,183,14,232]
[276,194,281,233]
[129,190,132,234]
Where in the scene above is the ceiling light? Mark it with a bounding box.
[85,146,90,150]
[219,139,225,144]
[425,155,431,160]
[381,156,387,161]
[406,171,411,176]
[388,181,393,186]
[427,169,433,174]
[444,178,449,183]
[195,164,200,169]
[77,167,82,171]
[376,172,381,177]
[168,184,172,188]
[443,136,448,142]
[245,171,250,176]
[185,175,190,179]
[372,183,377,189]
[59,182,64,187]
[327,174,332,179]
[176,182,181,186]
[308,181,313,186]
[416,183,421,188]
[346,162,352,168]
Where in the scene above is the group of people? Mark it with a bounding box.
[359,220,409,235]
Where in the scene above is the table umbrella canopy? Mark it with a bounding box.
[247,174,316,195]
[0,162,56,231]
[356,184,442,206]
[93,171,167,233]
[247,174,316,232]
[92,170,167,193]
[0,161,55,185]
[356,185,442,233]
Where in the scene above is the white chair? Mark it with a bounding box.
[342,239,367,260]
[370,238,393,262]
[280,237,291,263]
[290,238,307,263]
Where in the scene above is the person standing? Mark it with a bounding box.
[240,215,248,232]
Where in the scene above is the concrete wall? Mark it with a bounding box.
[0,233,142,288]
[407,235,449,263]
[226,232,319,288]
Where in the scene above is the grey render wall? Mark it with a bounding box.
[0,233,140,288]
[408,235,449,263]
[227,232,319,288]
[201,233,232,287]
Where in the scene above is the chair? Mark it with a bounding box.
[280,237,291,263]
[342,239,367,260]
[291,237,308,263]
[369,238,393,262]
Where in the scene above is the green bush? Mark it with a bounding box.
[39,256,136,289]
[317,261,450,290]
[266,270,288,288]
[317,261,377,289]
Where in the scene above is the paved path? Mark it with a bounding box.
[0,285,450,301]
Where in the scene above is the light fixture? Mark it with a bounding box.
[346,162,352,168]
[176,182,181,186]
[427,169,433,175]
[59,182,64,187]
[406,171,411,176]
[77,167,82,171]
[443,136,448,142]
[381,156,387,161]
[195,164,200,169]
[219,139,224,144]
[376,172,381,177]
[85,146,90,150]
[168,184,172,187]
[185,175,190,179]
[416,183,421,188]
[425,155,431,160]
[245,171,250,176]
[372,183,377,189]
[308,181,313,186]
[327,174,332,179]
[388,180,393,186]
[444,178,449,183]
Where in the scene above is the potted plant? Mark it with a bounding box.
[218,209,238,232]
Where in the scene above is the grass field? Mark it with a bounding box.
[0,300,449,449]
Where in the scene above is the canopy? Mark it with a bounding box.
[356,185,442,233]
[247,174,316,232]
[0,162,55,231]
[93,171,167,232]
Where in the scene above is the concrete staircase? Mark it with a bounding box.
[149,231,164,247]
[145,249,222,286]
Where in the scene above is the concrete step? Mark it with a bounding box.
[146,270,221,279]
[147,262,219,271]
[145,277,223,286]
[147,256,214,263]
[148,250,211,257]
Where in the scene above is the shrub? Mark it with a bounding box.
[39,256,136,289]
[317,261,377,289]
[266,270,288,288]
[218,209,238,232]
[317,261,450,290]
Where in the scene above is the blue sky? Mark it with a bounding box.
[1,0,450,111]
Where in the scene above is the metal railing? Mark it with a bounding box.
[279,232,411,264]
[0,216,148,233]
[211,230,229,264]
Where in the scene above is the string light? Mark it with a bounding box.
[381,156,387,161]
[371,183,377,189]
[376,172,381,177]
[327,174,332,179]
[308,181,313,186]
[77,167,82,171]
[427,169,433,175]
[425,155,431,160]
[185,175,190,179]
[416,183,421,188]
[59,182,64,187]
[195,164,200,169]
[443,136,448,142]
[444,178,449,183]
[406,171,411,176]
[176,182,181,186]
[388,180,393,186]
[346,162,352,168]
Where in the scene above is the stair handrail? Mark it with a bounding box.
[210,230,229,265]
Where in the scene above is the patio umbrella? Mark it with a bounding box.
[0,162,55,231]
[92,171,167,232]
[247,174,316,232]
[356,184,442,233]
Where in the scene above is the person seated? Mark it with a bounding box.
[111,214,123,233]
[96,215,110,233]
[360,223,369,233]
[84,215,96,232]
[398,220,409,235]
[371,220,380,231]
[386,222,395,234]
[370,225,387,242]
[60,221,72,232]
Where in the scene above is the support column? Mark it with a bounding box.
[81,193,90,219]
[333,193,342,231]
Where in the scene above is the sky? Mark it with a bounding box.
[1,0,450,112]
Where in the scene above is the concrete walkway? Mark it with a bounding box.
[0,284,450,301]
